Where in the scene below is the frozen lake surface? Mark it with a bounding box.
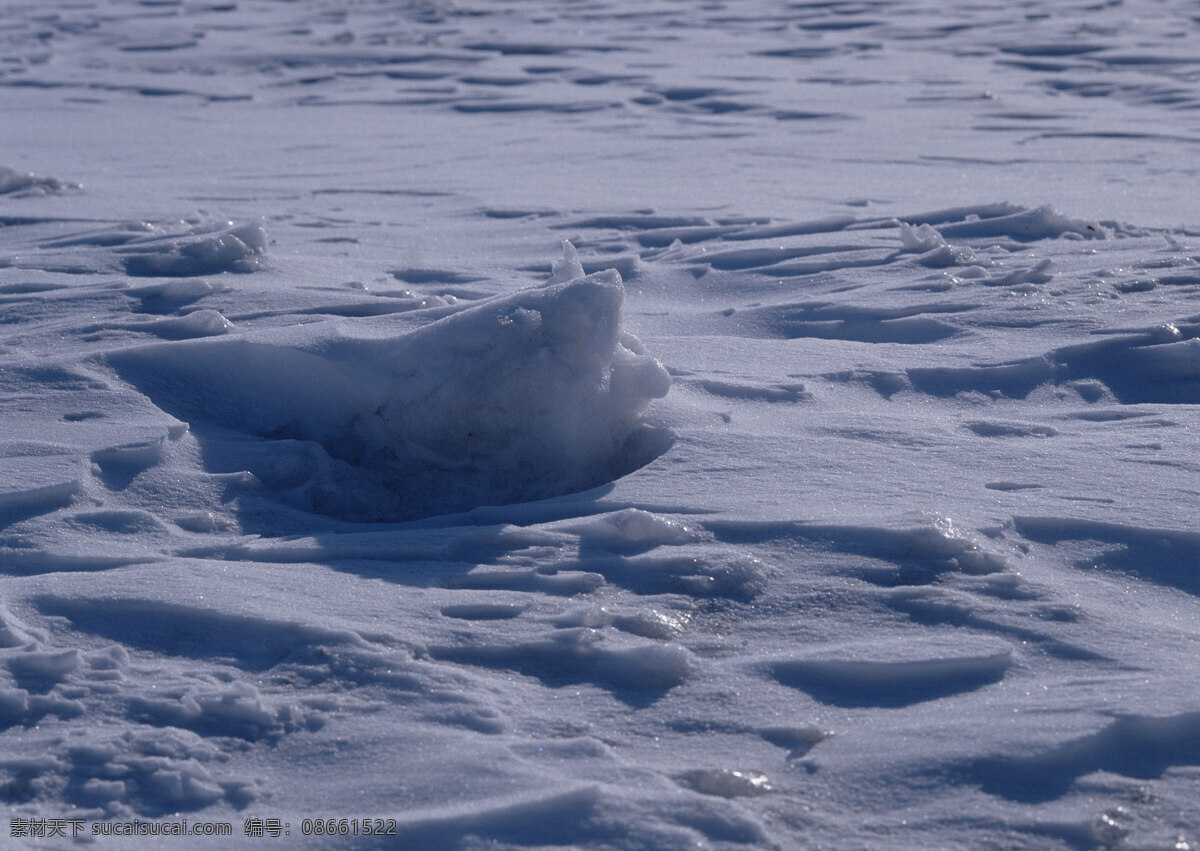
[3,0,1200,847]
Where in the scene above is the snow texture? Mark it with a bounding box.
[3,0,1200,848]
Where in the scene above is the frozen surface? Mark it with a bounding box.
[3,0,1200,848]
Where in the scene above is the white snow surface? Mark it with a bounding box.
[3,1,1200,848]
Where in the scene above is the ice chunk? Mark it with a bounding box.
[107,265,671,520]
[548,239,585,284]
[898,222,946,252]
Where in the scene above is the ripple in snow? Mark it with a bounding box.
[768,636,1013,707]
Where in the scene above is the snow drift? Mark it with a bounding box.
[103,251,671,521]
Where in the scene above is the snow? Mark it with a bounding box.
[3,0,1200,848]
[105,260,670,521]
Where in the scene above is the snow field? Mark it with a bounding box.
[3,0,1200,848]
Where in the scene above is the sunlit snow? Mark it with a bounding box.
[3,0,1200,848]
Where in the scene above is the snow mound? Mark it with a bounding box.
[932,205,1108,242]
[119,221,268,277]
[562,508,700,553]
[105,254,671,520]
[0,165,79,197]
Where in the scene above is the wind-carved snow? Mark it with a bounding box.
[105,241,671,521]
[5,0,1200,847]
[3,216,267,279]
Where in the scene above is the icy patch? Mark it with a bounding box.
[106,257,671,520]
[676,768,773,798]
